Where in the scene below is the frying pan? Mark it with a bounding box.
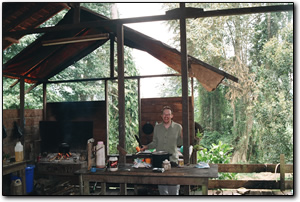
[142,122,154,135]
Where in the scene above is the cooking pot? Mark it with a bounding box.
[152,151,171,168]
[59,143,70,154]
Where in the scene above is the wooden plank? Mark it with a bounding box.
[117,23,126,165]
[138,78,142,139]
[280,154,285,191]
[208,180,293,189]
[20,78,25,131]
[105,80,109,157]
[180,3,190,165]
[272,190,284,195]
[110,34,114,78]
[5,5,293,37]
[43,83,47,121]
[217,164,293,173]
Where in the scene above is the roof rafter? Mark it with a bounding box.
[4,5,293,37]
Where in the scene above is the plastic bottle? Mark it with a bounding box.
[15,141,24,162]
[10,178,22,195]
[96,141,105,168]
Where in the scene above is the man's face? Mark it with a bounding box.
[161,109,173,124]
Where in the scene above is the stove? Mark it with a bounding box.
[37,152,87,176]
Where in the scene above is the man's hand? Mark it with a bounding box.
[140,145,148,151]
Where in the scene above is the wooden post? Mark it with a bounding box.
[117,23,126,165]
[138,78,142,139]
[19,78,25,132]
[110,33,115,78]
[180,3,190,165]
[280,154,285,191]
[105,80,109,156]
[72,3,80,24]
[42,82,47,120]
[120,183,127,195]
[100,182,106,195]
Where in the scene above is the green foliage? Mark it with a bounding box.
[198,141,233,164]
[197,141,237,179]
[163,3,293,164]
[250,23,293,163]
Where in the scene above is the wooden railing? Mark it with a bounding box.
[208,154,293,191]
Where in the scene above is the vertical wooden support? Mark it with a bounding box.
[110,33,115,78]
[19,78,25,132]
[117,23,126,165]
[83,179,90,195]
[180,3,190,165]
[100,182,106,195]
[280,154,285,191]
[120,183,127,195]
[138,78,142,138]
[42,82,47,121]
[108,32,114,156]
[79,174,83,195]
[105,80,109,156]
[72,3,80,24]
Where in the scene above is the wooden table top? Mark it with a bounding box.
[76,164,218,178]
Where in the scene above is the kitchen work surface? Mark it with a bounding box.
[75,164,218,195]
[3,160,28,194]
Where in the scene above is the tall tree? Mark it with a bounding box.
[162,2,293,163]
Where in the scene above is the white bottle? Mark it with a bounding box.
[96,141,106,168]
[15,141,24,162]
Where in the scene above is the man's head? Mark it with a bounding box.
[161,106,173,124]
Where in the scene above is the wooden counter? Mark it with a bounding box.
[76,164,218,195]
[3,161,27,195]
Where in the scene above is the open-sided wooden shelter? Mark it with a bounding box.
[3,3,292,165]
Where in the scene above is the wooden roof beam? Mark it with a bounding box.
[4,5,293,37]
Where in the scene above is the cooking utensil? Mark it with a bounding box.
[135,135,142,147]
[59,142,70,154]
[152,151,171,168]
[142,122,154,135]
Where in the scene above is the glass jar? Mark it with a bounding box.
[109,157,118,171]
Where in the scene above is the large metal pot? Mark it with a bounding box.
[59,143,70,154]
[152,151,171,168]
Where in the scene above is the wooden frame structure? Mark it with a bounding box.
[3,3,293,167]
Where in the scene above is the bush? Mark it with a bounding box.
[197,141,237,180]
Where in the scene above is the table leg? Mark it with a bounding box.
[100,182,106,195]
[83,179,90,195]
[120,183,127,195]
[202,185,208,195]
[183,185,190,195]
[134,185,138,195]
[79,175,83,195]
[19,168,26,194]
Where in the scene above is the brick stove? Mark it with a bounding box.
[37,152,87,176]
[37,121,93,176]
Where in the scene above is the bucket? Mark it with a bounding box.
[25,165,35,193]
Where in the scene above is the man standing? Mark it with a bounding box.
[141,106,183,195]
